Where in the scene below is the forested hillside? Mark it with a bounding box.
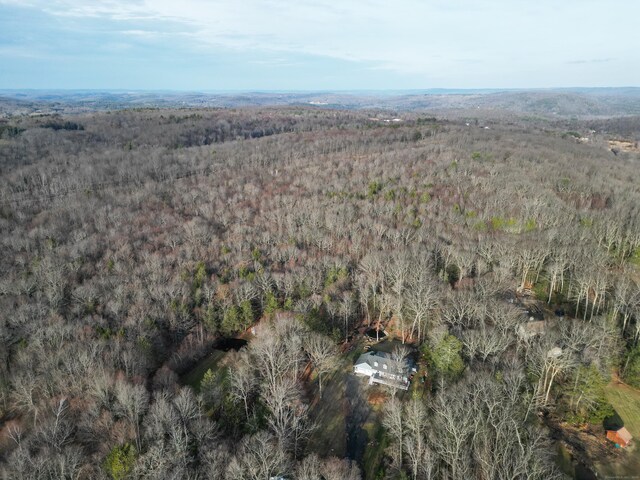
[0,107,639,479]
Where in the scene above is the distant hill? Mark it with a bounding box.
[1,87,640,117]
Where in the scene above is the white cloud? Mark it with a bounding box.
[4,0,640,85]
[0,45,47,59]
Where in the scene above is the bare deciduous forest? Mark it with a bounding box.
[1,103,639,479]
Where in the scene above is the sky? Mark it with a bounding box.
[0,0,638,91]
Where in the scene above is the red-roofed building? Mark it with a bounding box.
[606,427,632,448]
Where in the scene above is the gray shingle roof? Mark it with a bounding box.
[354,351,411,375]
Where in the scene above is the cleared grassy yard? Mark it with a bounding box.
[606,382,640,437]
[597,381,640,477]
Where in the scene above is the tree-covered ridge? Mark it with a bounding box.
[0,107,639,479]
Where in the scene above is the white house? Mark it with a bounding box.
[353,351,416,390]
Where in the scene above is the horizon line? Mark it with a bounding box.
[1,86,639,95]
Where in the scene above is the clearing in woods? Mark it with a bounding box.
[306,342,395,479]
[597,380,640,476]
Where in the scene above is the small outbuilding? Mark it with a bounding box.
[606,427,632,448]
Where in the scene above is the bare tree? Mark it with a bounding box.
[403,269,440,342]
[612,276,640,336]
[304,333,338,398]
[229,350,257,419]
[443,289,482,330]
[339,291,356,343]
[430,385,474,479]
[227,431,290,480]
[403,398,430,480]
[383,396,404,468]
[463,325,512,363]
[114,380,149,451]
[526,335,576,412]
[297,453,322,480]
[391,344,412,385]
[320,456,362,480]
